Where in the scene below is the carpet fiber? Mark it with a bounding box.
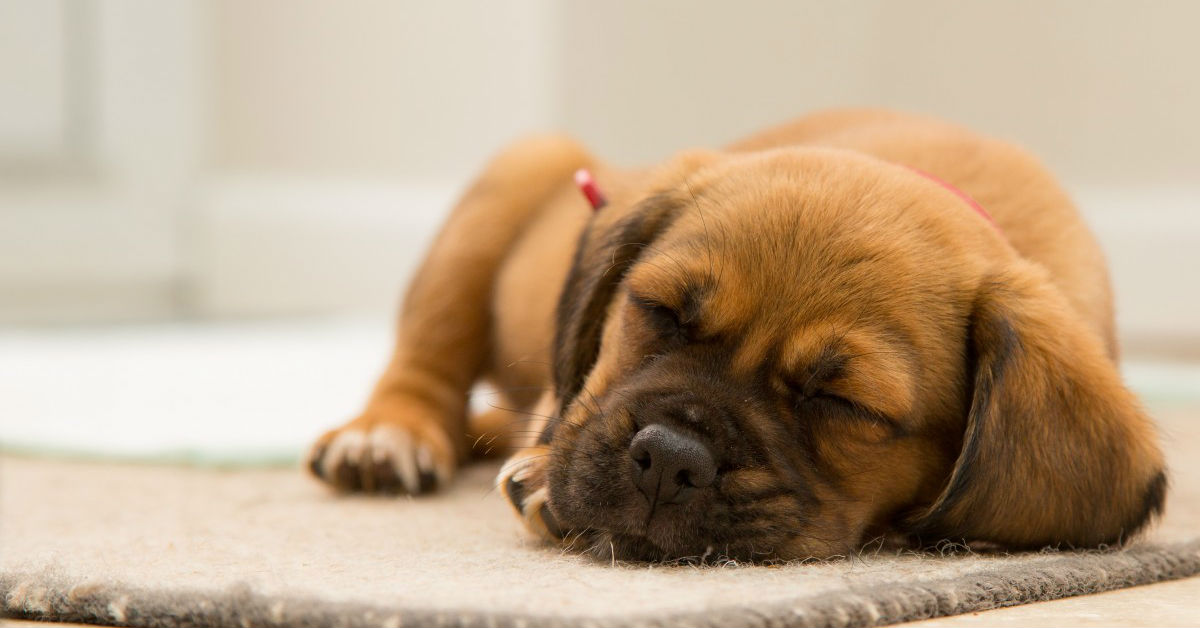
[3,403,1199,627]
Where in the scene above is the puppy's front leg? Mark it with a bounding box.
[307,136,590,494]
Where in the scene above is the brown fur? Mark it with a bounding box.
[307,109,1165,561]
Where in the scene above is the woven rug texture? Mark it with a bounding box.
[2,402,1198,627]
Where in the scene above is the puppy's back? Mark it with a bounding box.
[729,108,1116,355]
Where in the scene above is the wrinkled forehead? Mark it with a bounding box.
[626,199,922,319]
[625,236,919,418]
[621,202,925,410]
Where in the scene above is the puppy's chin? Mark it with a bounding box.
[548,507,745,563]
[579,530,716,563]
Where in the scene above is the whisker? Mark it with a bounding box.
[684,179,717,286]
[484,402,561,423]
[469,385,553,397]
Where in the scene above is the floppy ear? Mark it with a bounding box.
[552,194,682,410]
[911,260,1166,548]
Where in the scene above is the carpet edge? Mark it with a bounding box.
[4,540,1199,628]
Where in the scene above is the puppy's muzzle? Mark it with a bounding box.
[629,424,716,506]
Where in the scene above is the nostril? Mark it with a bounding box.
[675,468,693,488]
[630,440,653,469]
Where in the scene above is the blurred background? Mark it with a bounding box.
[2,0,1198,461]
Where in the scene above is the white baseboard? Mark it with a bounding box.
[1071,185,1200,346]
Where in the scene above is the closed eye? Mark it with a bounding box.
[790,387,852,410]
[630,294,693,341]
[792,388,903,434]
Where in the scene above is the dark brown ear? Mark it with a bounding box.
[552,194,682,410]
[911,260,1166,549]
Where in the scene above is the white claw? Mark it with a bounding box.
[415,443,452,487]
[372,426,420,493]
[415,444,436,483]
[497,452,540,487]
[524,485,549,512]
[416,444,434,472]
[322,429,367,478]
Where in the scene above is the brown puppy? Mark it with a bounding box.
[307,109,1166,561]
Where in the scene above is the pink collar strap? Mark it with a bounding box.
[904,166,999,232]
[575,165,1000,234]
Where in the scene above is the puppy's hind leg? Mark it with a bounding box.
[308,136,590,494]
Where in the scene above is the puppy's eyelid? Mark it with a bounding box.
[630,294,692,333]
[630,294,673,313]
[783,378,823,400]
[792,388,903,433]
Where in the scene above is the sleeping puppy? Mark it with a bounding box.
[306,109,1166,562]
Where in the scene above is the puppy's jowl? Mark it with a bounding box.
[308,109,1166,562]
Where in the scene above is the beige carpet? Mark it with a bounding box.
[3,403,1199,627]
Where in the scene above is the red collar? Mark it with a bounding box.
[575,166,1001,234]
[574,168,607,210]
[904,166,999,232]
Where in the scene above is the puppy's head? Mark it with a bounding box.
[542,149,1165,562]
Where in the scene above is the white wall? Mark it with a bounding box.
[2,1,1197,351]
[553,1,1200,186]
[0,0,207,322]
[209,1,555,180]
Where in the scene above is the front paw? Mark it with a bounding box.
[307,411,455,495]
[498,447,563,540]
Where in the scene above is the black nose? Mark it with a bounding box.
[629,424,716,505]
